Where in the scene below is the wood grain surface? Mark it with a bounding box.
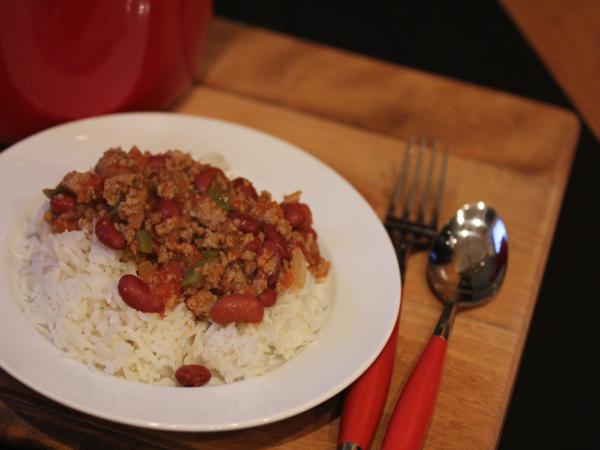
[502,0,600,140]
[0,17,580,450]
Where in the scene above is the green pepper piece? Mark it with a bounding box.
[181,249,221,288]
[199,249,221,262]
[107,194,125,219]
[181,268,202,288]
[207,184,230,212]
[42,185,70,198]
[136,229,153,254]
[108,204,119,219]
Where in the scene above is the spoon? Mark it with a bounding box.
[381,201,508,450]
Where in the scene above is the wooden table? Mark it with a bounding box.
[0,18,580,450]
[502,0,600,141]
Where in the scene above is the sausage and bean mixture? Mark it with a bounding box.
[44,147,330,384]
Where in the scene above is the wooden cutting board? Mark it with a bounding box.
[0,18,579,450]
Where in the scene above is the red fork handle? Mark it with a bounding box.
[337,319,399,449]
[381,335,447,450]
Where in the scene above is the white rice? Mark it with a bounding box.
[14,206,330,386]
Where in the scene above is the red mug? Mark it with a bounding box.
[0,0,213,143]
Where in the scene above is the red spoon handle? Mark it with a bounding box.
[337,319,398,449]
[381,335,447,450]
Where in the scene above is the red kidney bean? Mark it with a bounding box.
[158,198,180,219]
[239,216,260,234]
[95,218,126,249]
[175,364,211,387]
[232,177,258,200]
[194,167,224,193]
[258,288,277,307]
[299,224,318,239]
[260,237,278,254]
[300,204,313,225]
[244,236,262,253]
[230,211,260,234]
[118,274,163,313]
[50,194,76,214]
[210,294,264,325]
[259,238,281,261]
[281,202,313,229]
[281,203,305,228]
[262,224,291,259]
[148,155,166,173]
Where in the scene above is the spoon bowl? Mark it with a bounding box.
[427,201,508,306]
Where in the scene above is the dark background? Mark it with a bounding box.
[215,2,598,449]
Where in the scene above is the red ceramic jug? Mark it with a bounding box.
[0,0,213,143]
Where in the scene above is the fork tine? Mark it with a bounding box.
[386,137,414,219]
[429,145,449,229]
[401,138,424,219]
[415,140,437,223]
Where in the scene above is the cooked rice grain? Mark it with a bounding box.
[15,210,330,385]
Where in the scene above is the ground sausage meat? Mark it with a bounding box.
[44,147,330,323]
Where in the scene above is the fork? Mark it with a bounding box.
[337,138,448,450]
[385,137,447,274]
